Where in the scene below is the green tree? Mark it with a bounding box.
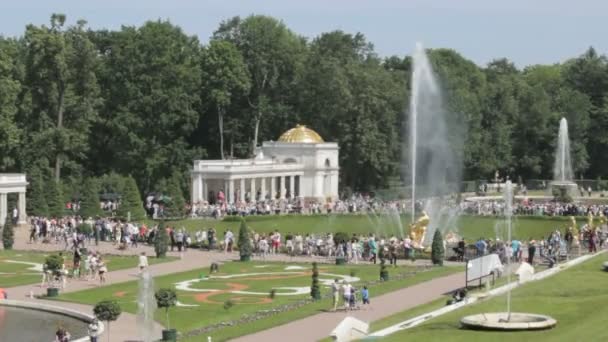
[431,230,445,266]
[90,20,202,190]
[20,15,101,181]
[380,258,389,281]
[0,37,22,171]
[46,179,64,218]
[155,288,177,330]
[154,222,169,258]
[2,216,15,249]
[200,40,251,159]
[163,171,185,218]
[310,262,321,300]
[214,15,306,153]
[93,300,121,342]
[27,170,49,217]
[117,176,145,221]
[238,218,252,261]
[80,177,102,218]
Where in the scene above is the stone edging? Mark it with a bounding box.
[370,250,606,337]
[0,299,104,342]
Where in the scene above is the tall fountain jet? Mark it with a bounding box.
[408,42,462,246]
[551,118,577,195]
[553,117,574,182]
[138,270,157,342]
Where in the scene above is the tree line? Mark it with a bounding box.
[1,13,608,202]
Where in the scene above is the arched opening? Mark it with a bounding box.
[325,158,331,168]
[284,158,297,164]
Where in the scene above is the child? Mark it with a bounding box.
[361,286,370,305]
[349,286,357,309]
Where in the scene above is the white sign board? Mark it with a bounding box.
[466,254,503,283]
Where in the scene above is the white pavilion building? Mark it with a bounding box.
[0,174,28,225]
[191,125,339,207]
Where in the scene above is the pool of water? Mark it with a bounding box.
[0,305,88,342]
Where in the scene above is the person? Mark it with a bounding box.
[88,318,100,342]
[361,286,369,305]
[0,288,7,299]
[475,238,486,256]
[138,251,148,274]
[331,279,340,311]
[97,257,107,284]
[349,286,357,309]
[528,240,536,264]
[55,326,70,342]
[342,281,351,309]
[207,227,216,250]
[224,229,234,253]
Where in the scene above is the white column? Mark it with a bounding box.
[197,175,204,202]
[18,192,26,223]
[240,178,246,202]
[297,176,302,197]
[280,176,286,199]
[270,177,276,200]
[0,193,7,226]
[314,173,324,198]
[229,179,235,204]
[250,178,256,202]
[261,178,267,200]
[289,175,295,199]
[201,179,207,201]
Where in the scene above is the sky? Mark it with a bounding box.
[1,0,606,67]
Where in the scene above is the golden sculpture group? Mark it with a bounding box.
[409,211,430,249]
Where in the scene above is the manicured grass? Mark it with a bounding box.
[54,261,461,341]
[156,214,576,242]
[380,254,608,341]
[0,250,174,287]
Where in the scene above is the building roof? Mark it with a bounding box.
[277,125,324,143]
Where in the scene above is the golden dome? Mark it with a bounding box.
[277,125,324,143]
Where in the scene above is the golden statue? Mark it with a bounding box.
[569,216,579,246]
[587,212,594,229]
[600,212,607,227]
[409,211,430,249]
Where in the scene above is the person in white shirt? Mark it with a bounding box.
[138,252,148,274]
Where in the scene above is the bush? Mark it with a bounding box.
[431,229,445,266]
[380,259,389,281]
[163,171,186,219]
[155,288,177,329]
[80,178,102,218]
[76,223,93,236]
[2,216,14,250]
[93,300,122,342]
[238,218,252,261]
[223,299,234,310]
[117,176,146,221]
[269,289,276,299]
[45,254,63,275]
[333,231,349,246]
[310,262,321,300]
[154,222,169,258]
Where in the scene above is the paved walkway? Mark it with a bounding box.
[232,271,465,342]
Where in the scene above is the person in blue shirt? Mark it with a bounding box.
[361,286,370,305]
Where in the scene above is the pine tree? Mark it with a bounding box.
[80,178,102,218]
[28,173,49,217]
[117,176,145,221]
[431,229,445,266]
[380,258,389,281]
[46,179,64,218]
[310,262,321,300]
[164,172,185,218]
[238,218,252,261]
[154,221,169,258]
[2,216,14,249]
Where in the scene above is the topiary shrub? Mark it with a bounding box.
[333,232,349,246]
[155,288,177,330]
[76,223,93,236]
[2,216,14,250]
[93,300,121,342]
[431,229,445,266]
[310,262,321,300]
[154,222,169,258]
[238,218,252,261]
[223,299,234,310]
[45,254,63,276]
[380,259,389,281]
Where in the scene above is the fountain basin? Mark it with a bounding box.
[461,312,556,331]
[603,261,608,272]
[0,300,101,341]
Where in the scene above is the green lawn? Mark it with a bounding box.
[0,250,174,288]
[156,214,576,242]
[378,254,608,341]
[54,261,461,341]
